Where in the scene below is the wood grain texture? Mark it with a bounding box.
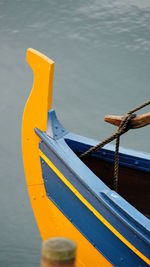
[104,113,150,129]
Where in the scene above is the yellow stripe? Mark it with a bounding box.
[39,149,150,265]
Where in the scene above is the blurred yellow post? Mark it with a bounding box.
[41,237,77,267]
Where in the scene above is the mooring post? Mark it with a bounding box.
[41,237,77,267]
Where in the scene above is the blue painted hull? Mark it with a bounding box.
[35,109,150,267]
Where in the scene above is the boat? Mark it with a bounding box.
[22,48,150,267]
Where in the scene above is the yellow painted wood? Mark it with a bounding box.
[22,48,112,267]
[22,48,54,186]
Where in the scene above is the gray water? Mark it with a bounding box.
[0,0,150,266]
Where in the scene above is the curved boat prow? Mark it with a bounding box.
[22,49,112,267]
[22,49,150,267]
[22,48,54,186]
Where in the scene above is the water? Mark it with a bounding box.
[0,0,150,266]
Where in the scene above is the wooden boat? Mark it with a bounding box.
[22,48,150,267]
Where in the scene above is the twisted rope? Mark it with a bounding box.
[80,99,150,192]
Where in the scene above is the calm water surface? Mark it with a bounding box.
[0,0,150,266]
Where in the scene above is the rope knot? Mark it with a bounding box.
[80,99,150,192]
[117,113,136,136]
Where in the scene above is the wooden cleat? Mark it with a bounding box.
[104,112,150,129]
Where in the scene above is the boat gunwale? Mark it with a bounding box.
[35,125,150,238]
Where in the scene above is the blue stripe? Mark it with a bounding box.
[39,141,150,259]
[40,156,148,267]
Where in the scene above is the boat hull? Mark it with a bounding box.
[22,48,150,267]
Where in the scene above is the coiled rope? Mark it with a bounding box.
[80,99,150,192]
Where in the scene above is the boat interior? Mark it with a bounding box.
[65,138,150,219]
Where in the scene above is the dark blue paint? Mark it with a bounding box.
[35,109,150,264]
[40,158,148,267]
[39,141,150,259]
[65,138,150,174]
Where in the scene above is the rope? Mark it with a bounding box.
[80,99,150,192]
